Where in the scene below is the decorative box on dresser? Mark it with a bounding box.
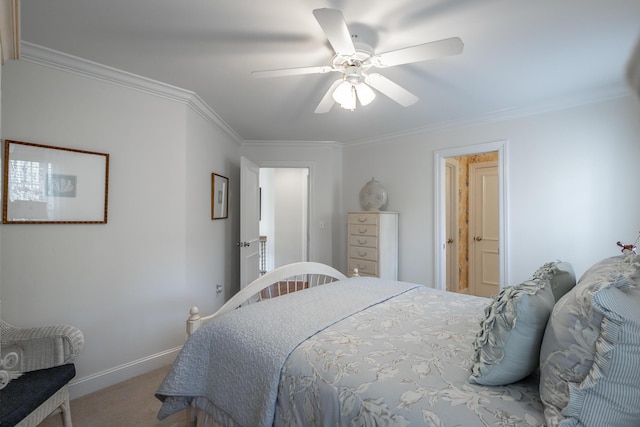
[347,211,398,279]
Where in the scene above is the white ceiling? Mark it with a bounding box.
[19,0,640,144]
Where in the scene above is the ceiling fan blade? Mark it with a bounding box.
[314,79,343,114]
[312,8,356,56]
[365,73,419,107]
[252,65,333,78]
[372,37,463,68]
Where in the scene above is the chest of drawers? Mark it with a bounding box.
[347,211,398,279]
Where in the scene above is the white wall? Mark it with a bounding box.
[259,168,276,271]
[185,108,241,310]
[259,168,308,270]
[342,95,640,286]
[1,59,240,397]
[273,168,307,268]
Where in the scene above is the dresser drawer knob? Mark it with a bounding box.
[358,250,367,257]
[358,238,367,245]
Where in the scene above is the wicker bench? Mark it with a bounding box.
[0,320,83,426]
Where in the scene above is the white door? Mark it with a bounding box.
[240,157,261,289]
[445,158,460,292]
[469,161,499,297]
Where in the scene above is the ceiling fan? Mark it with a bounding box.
[251,8,464,113]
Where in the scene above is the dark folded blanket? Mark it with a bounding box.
[0,363,75,426]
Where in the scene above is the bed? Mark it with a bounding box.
[156,257,640,427]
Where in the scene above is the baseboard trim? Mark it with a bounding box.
[68,346,182,399]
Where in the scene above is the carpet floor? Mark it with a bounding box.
[39,365,185,427]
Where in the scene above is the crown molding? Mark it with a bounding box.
[345,83,632,149]
[241,139,343,149]
[19,42,243,145]
[18,42,631,151]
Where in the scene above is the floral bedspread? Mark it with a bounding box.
[274,286,545,427]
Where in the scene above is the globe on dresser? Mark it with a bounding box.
[359,178,387,211]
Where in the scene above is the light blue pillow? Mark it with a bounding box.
[469,276,555,385]
[469,261,575,386]
[532,261,575,301]
[539,255,640,426]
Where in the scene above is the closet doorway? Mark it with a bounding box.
[258,167,309,273]
[445,153,499,296]
[434,141,508,295]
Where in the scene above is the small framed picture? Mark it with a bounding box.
[211,173,229,220]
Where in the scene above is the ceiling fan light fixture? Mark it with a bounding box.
[333,79,375,111]
[340,87,357,110]
[356,83,376,106]
[332,80,356,110]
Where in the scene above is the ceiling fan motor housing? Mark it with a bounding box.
[344,65,364,84]
[332,39,375,74]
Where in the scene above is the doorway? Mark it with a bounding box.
[434,141,508,293]
[258,167,309,272]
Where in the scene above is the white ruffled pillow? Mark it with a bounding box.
[469,261,575,386]
[539,255,640,426]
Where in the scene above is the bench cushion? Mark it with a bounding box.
[0,363,75,426]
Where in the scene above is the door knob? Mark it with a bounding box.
[236,241,250,247]
[447,239,454,244]
[474,236,482,242]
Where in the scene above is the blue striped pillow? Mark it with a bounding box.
[561,283,640,426]
[539,255,640,426]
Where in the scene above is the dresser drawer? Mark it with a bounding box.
[349,224,378,237]
[349,246,377,262]
[348,259,378,276]
[349,213,379,226]
[348,235,378,249]
[346,211,397,280]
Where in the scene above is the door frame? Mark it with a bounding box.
[433,140,509,291]
[254,160,315,263]
[445,158,459,292]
